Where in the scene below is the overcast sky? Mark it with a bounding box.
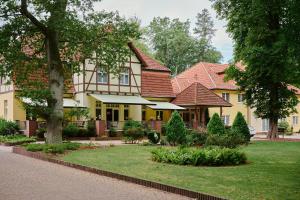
[94,0,233,63]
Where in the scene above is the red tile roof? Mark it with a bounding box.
[172,62,237,94]
[141,71,175,98]
[128,43,171,72]
[172,82,232,107]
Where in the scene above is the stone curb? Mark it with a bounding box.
[12,146,226,200]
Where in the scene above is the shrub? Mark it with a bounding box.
[0,134,36,145]
[123,127,144,143]
[147,130,160,144]
[63,124,80,137]
[151,147,247,166]
[123,120,143,131]
[231,112,251,141]
[109,127,118,137]
[25,142,80,154]
[165,111,186,146]
[278,121,292,135]
[207,113,225,135]
[0,119,19,135]
[185,129,207,146]
[36,128,46,138]
[86,120,96,137]
[205,133,247,148]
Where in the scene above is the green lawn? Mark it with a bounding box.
[62,142,300,200]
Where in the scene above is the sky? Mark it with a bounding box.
[94,0,233,63]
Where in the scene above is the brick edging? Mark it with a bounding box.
[12,146,226,200]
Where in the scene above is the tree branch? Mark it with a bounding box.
[20,0,47,34]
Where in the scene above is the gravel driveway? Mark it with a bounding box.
[0,150,191,200]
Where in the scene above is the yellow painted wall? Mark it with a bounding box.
[144,97,173,122]
[0,92,26,121]
[13,97,26,121]
[208,90,249,125]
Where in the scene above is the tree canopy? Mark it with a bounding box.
[212,0,300,138]
[145,10,223,75]
[0,0,140,143]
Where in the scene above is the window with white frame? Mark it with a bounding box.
[238,93,245,102]
[97,68,108,84]
[222,115,230,126]
[262,119,270,132]
[222,93,230,102]
[293,116,298,125]
[120,68,129,85]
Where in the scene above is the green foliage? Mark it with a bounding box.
[194,9,216,42]
[109,127,117,137]
[207,113,225,135]
[63,124,80,138]
[123,120,143,131]
[86,120,96,137]
[0,119,19,135]
[0,134,36,145]
[26,142,80,154]
[123,127,144,144]
[212,0,300,138]
[165,111,187,146]
[231,112,251,141]
[185,129,208,146]
[205,133,247,149]
[145,16,222,75]
[36,128,46,139]
[151,147,247,166]
[147,130,160,144]
[65,108,89,120]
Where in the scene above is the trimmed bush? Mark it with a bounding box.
[0,134,36,145]
[151,147,247,166]
[123,127,144,143]
[207,113,225,135]
[147,130,160,144]
[109,127,117,137]
[86,120,97,137]
[63,124,80,137]
[165,111,186,146]
[25,142,81,154]
[205,133,246,148]
[231,112,251,141]
[0,119,19,135]
[123,120,143,131]
[185,129,207,146]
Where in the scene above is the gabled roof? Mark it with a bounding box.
[172,62,237,94]
[128,43,171,72]
[172,82,232,107]
[141,71,175,98]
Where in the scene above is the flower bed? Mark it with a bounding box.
[0,134,36,146]
[151,147,247,166]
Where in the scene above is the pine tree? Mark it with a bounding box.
[166,111,186,145]
[207,113,225,135]
[231,112,251,141]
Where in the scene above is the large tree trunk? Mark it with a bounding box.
[45,31,64,144]
[268,117,278,139]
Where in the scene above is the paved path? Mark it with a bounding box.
[0,150,191,200]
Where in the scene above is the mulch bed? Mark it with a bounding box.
[12,146,226,200]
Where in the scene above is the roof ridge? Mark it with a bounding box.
[200,62,217,88]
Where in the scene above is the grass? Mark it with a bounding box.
[62,142,300,200]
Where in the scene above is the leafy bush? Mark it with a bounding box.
[185,129,207,146]
[147,130,160,144]
[86,120,96,137]
[278,121,292,135]
[205,133,247,148]
[0,134,36,145]
[207,113,225,135]
[63,124,80,137]
[151,147,247,166]
[231,112,251,141]
[123,127,144,143]
[165,111,187,146]
[36,128,46,138]
[25,142,81,154]
[0,119,19,135]
[123,120,143,131]
[109,127,118,137]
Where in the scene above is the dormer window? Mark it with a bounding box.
[222,93,230,102]
[97,68,108,84]
[120,68,129,85]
